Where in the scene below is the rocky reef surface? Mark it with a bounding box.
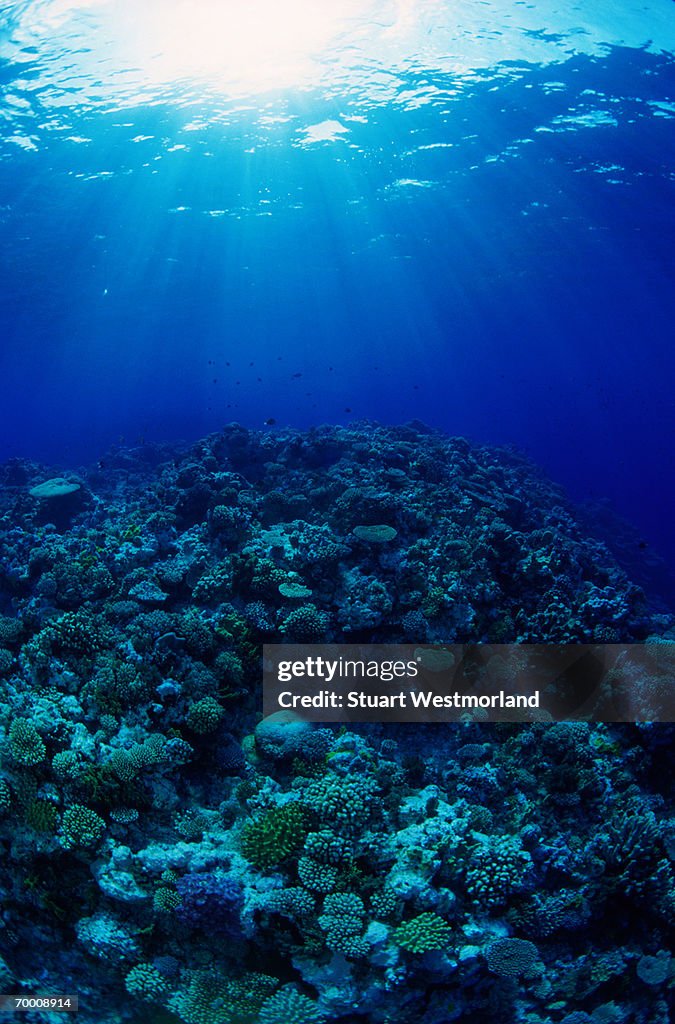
[0,422,672,1023]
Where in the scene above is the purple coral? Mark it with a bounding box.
[175,871,243,939]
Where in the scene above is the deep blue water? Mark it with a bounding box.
[1,0,674,571]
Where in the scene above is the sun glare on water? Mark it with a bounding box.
[50,0,380,95]
[145,0,357,78]
[9,0,675,108]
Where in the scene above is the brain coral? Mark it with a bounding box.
[486,937,539,976]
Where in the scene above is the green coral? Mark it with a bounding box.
[175,610,216,658]
[280,604,328,642]
[175,809,206,841]
[107,735,166,781]
[241,802,307,870]
[89,659,151,711]
[192,561,233,602]
[125,963,168,1002]
[319,893,369,958]
[187,696,224,734]
[297,857,338,894]
[304,830,347,864]
[251,558,287,596]
[171,971,276,1024]
[9,719,46,766]
[214,649,244,687]
[50,610,105,656]
[264,887,316,920]
[395,912,452,953]
[303,774,377,833]
[60,805,106,849]
[109,807,139,824]
[370,887,398,919]
[153,886,181,913]
[52,750,85,782]
[0,779,11,815]
[25,799,58,833]
[463,833,532,908]
[259,987,326,1024]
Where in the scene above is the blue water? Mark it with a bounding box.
[1,0,674,570]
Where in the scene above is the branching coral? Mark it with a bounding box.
[395,913,452,953]
[241,802,307,870]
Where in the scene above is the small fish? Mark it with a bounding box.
[292,372,302,378]
[264,417,276,425]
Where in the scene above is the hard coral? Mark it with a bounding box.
[60,804,106,849]
[241,803,307,870]
[175,871,243,939]
[395,912,452,953]
[280,603,328,641]
[124,963,168,1002]
[485,937,539,977]
[259,987,326,1024]
[9,719,46,766]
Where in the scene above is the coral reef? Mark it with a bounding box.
[0,422,672,1023]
